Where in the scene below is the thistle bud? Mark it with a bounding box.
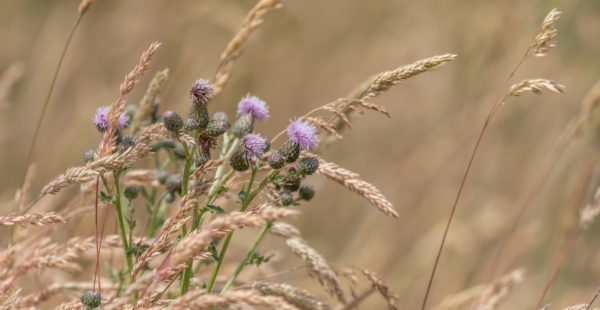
[229,148,250,171]
[213,112,231,128]
[165,174,183,194]
[268,152,285,169]
[161,138,176,149]
[124,186,138,200]
[163,110,183,132]
[280,191,294,206]
[299,157,319,175]
[279,140,300,163]
[80,290,101,308]
[184,118,199,131]
[263,139,271,153]
[84,149,96,163]
[282,175,301,192]
[189,103,210,130]
[195,150,211,167]
[165,192,175,203]
[156,170,168,184]
[173,143,186,160]
[232,113,254,138]
[118,134,136,152]
[298,184,315,201]
[126,104,138,120]
[206,120,228,137]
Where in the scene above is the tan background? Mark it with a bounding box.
[1,0,600,308]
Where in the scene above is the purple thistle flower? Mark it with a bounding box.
[237,94,269,121]
[93,106,128,131]
[241,133,267,161]
[287,118,318,150]
[190,79,214,105]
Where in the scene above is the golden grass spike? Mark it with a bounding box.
[132,68,169,133]
[508,79,564,97]
[285,237,346,304]
[315,157,399,218]
[0,212,65,226]
[119,41,162,95]
[251,281,331,310]
[169,290,299,310]
[213,0,283,95]
[533,8,561,57]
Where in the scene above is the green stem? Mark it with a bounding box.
[179,141,197,295]
[205,168,279,293]
[220,220,273,294]
[113,171,133,276]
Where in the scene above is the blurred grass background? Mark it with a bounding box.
[1,0,600,308]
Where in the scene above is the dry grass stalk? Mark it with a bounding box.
[132,68,169,132]
[120,41,162,95]
[172,204,299,266]
[357,54,457,100]
[308,116,344,140]
[285,237,346,304]
[508,79,564,97]
[472,268,525,310]
[579,187,600,229]
[55,299,81,310]
[169,289,299,310]
[532,8,561,57]
[78,0,95,14]
[251,281,331,310]
[315,157,398,218]
[0,212,65,226]
[41,123,169,196]
[270,222,301,239]
[14,163,36,214]
[571,80,600,137]
[213,0,282,94]
[360,268,398,310]
[562,305,600,310]
[17,237,91,273]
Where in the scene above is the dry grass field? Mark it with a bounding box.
[1,0,600,309]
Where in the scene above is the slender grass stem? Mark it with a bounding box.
[220,220,273,294]
[421,46,532,310]
[19,14,83,214]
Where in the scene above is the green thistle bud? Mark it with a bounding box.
[84,149,96,163]
[118,134,136,152]
[184,118,199,131]
[165,192,175,203]
[173,143,186,160]
[195,150,211,167]
[299,157,319,175]
[280,191,294,206]
[282,175,301,192]
[124,186,138,200]
[213,112,231,128]
[229,148,250,171]
[80,290,101,308]
[156,170,168,184]
[279,140,300,163]
[268,152,285,169]
[263,139,271,153]
[298,184,315,201]
[161,138,176,149]
[165,174,183,194]
[232,113,254,138]
[206,120,228,137]
[126,104,138,120]
[190,103,210,130]
[163,111,183,132]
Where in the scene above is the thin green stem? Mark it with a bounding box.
[205,168,279,293]
[20,14,83,214]
[220,220,273,294]
[179,141,196,295]
[113,171,133,276]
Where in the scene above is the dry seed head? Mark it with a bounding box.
[132,68,169,132]
[314,156,399,218]
[508,79,564,97]
[168,290,298,310]
[0,212,65,226]
[251,281,331,310]
[78,0,94,14]
[285,237,346,304]
[472,268,525,310]
[120,41,162,95]
[580,187,600,229]
[360,268,398,310]
[532,8,561,57]
[359,54,457,100]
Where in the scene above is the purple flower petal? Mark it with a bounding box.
[241,133,267,161]
[287,118,318,150]
[237,94,269,121]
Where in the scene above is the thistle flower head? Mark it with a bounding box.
[237,94,269,121]
[190,79,214,105]
[241,133,267,161]
[94,106,128,131]
[287,118,318,150]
